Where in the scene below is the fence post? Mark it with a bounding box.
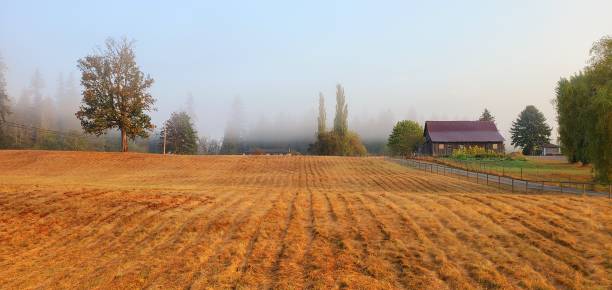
[582,183,585,196]
[498,175,501,190]
[520,167,523,179]
[526,180,529,193]
[511,179,514,193]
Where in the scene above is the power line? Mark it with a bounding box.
[0,120,89,139]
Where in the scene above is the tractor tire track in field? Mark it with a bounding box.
[0,152,610,289]
[269,191,299,289]
[398,192,542,289]
[462,195,590,269]
[302,190,318,289]
[351,193,412,289]
[186,191,275,288]
[335,193,374,280]
[369,191,483,289]
[432,194,557,289]
[445,194,599,288]
[233,192,284,289]
[149,192,260,289]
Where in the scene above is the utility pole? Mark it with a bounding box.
[163,130,167,155]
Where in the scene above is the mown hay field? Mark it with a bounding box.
[0,150,610,289]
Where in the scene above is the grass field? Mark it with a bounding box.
[435,156,599,183]
[0,151,610,289]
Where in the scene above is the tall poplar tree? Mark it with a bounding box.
[317,92,326,135]
[76,37,155,152]
[333,84,348,136]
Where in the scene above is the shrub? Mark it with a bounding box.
[451,146,503,160]
[507,151,527,161]
[309,131,367,156]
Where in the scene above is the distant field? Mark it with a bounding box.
[437,156,598,183]
[0,151,610,289]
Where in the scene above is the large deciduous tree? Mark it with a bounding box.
[387,120,424,156]
[161,111,198,155]
[76,37,155,152]
[510,105,551,155]
[555,73,591,164]
[555,35,611,182]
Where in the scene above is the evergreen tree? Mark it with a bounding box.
[29,69,45,128]
[220,97,245,154]
[387,120,424,156]
[0,54,10,147]
[184,93,197,123]
[0,53,10,122]
[161,111,198,155]
[479,108,495,123]
[76,37,156,152]
[510,105,551,155]
[317,92,326,135]
[333,84,348,136]
[55,73,81,131]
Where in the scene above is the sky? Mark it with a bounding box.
[1,0,611,144]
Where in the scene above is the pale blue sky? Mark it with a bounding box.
[1,0,611,141]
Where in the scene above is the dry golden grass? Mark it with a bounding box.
[0,150,610,289]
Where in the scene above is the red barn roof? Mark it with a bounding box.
[424,121,504,142]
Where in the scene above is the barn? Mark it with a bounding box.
[421,121,505,156]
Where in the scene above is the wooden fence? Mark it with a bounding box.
[385,157,611,198]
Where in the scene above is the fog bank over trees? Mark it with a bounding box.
[0,56,446,154]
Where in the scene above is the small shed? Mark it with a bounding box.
[541,143,561,156]
[422,121,505,156]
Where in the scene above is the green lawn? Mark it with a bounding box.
[437,156,594,183]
